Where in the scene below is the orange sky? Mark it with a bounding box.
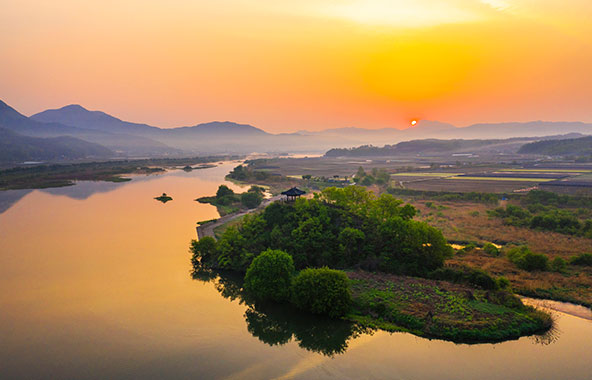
[1,0,591,132]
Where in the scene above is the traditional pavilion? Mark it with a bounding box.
[281,187,306,202]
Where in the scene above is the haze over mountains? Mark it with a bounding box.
[2,98,592,165]
[0,127,113,163]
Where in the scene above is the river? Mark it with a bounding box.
[1,162,591,379]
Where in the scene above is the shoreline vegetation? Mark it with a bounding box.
[217,161,592,309]
[0,156,241,190]
[190,186,553,343]
[196,184,265,216]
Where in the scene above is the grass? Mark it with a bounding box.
[447,250,592,308]
[395,197,592,307]
[347,271,552,343]
[213,215,245,239]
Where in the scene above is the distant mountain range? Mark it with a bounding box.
[518,135,592,156]
[0,100,176,157]
[0,127,112,164]
[2,98,592,164]
[325,134,586,157]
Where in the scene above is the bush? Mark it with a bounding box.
[506,246,549,271]
[457,243,477,254]
[570,253,592,266]
[244,249,295,302]
[429,266,499,290]
[241,191,263,209]
[483,243,500,256]
[291,268,352,318]
[497,276,511,290]
[551,257,567,272]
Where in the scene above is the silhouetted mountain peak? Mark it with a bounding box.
[33,104,124,124]
[61,104,87,111]
[179,121,269,135]
[0,99,29,122]
[409,120,456,131]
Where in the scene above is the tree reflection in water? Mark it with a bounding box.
[191,268,372,356]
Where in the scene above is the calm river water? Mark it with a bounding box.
[1,162,591,379]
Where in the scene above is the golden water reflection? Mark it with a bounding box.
[0,162,591,379]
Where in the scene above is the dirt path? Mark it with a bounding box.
[196,195,282,240]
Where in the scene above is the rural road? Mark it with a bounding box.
[196,195,282,240]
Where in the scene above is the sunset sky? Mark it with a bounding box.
[1,0,591,132]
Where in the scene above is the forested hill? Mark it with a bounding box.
[518,136,592,156]
[325,138,533,157]
[0,128,113,164]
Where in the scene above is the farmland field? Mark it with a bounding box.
[403,179,540,193]
[446,176,554,182]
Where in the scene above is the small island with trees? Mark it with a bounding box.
[190,186,552,343]
[196,184,265,215]
[155,193,173,203]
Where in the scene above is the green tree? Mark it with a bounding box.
[355,166,366,179]
[506,246,549,271]
[291,267,352,318]
[244,249,295,302]
[241,191,263,209]
[339,227,366,266]
[483,243,500,256]
[190,236,217,267]
[216,185,235,198]
[378,218,452,275]
[228,165,248,180]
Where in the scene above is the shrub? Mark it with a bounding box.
[457,243,477,254]
[497,276,511,290]
[248,185,265,194]
[241,191,263,209]
[429,266,499,290]
[291,268,352,318]
[551,257,567,272]
[570,253,592,266]
[467,268,499,290]
[244,249,295,302]
[506,246,549,271]
[483,243,500,256]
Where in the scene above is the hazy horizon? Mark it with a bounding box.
[3,100,592,135]
[1,0,591,132]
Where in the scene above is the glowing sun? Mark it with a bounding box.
[411,120,418,126]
